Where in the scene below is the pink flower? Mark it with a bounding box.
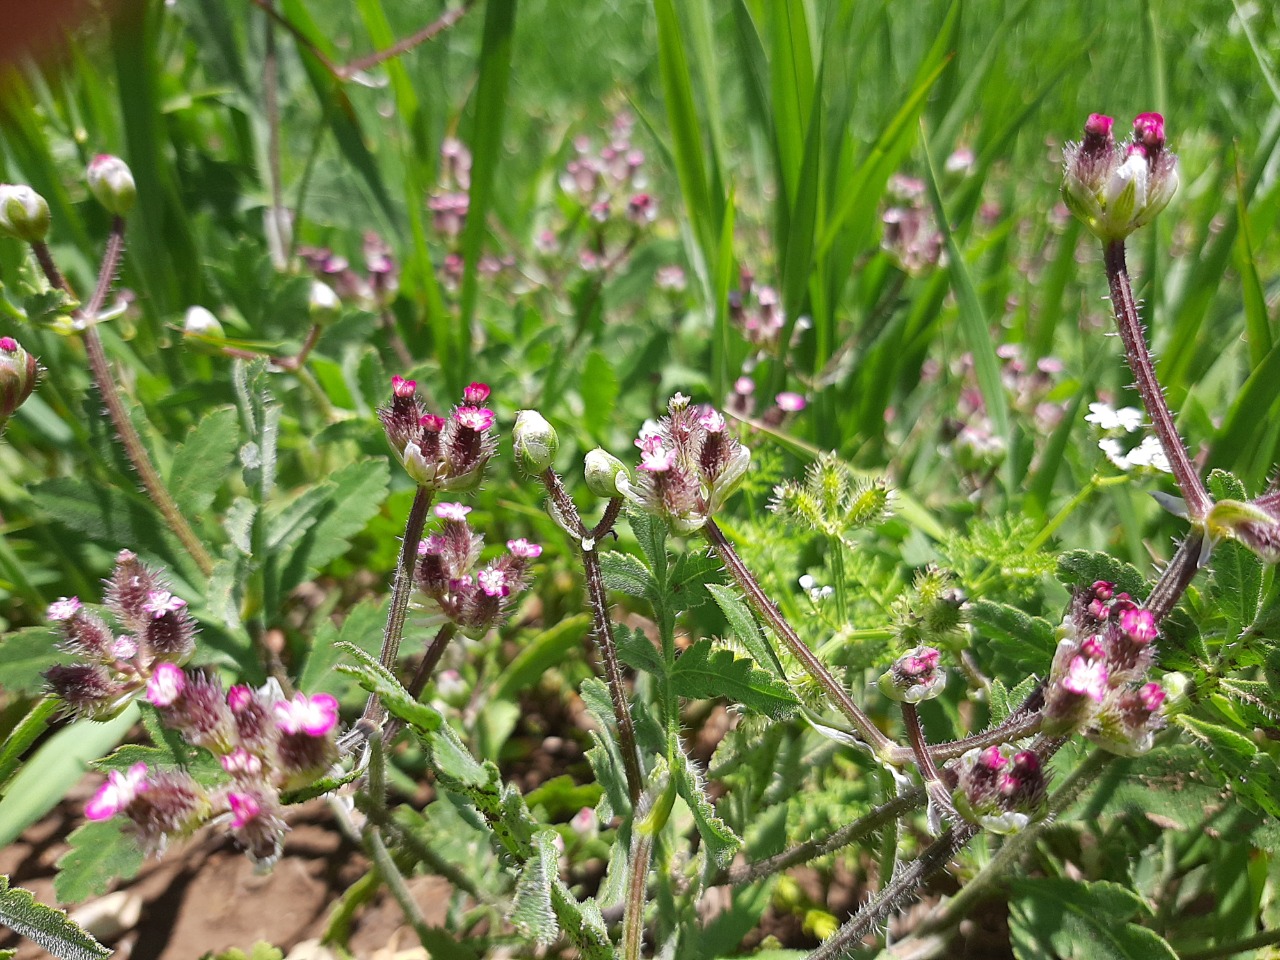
[421,413,445,431]
[636,435,674,473]
[142,590,187,619]
[146,663,186,708]
[391,375,416,398]
[734,376,755,396]
[0,336,16,352]
[506,538,542,559]
[435,502,471,522]
[85,763,149,821]
[220,748,263,777]
[455,406,496,431]
[1120,608,1157,644]
[462,382,491,404]
[776,392,806,413]
[227,791,261,829]
[112,635,138,659]
[699,408,727,433]
[47,597,82,622]
[1138,682,1166,713]
[1063,656,1109,703]
[274,692,339,737]
[477,567,510,598]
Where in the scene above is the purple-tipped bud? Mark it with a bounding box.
[54,608,115,660]
[146,663,186,707]
[952,746,1047,834]
[878,646,947,702]
[105,550,161,633]
[86,155,137,217]
[1091,580,1114,601]
[158,672,235,753]
[1061,112,1178,241]
[1206,497,1280,565]
[0,335,40,423]
[122,771,209,853]
[143,600,196,661]
[45,663,126,719]
[228,684,278,754]
[462,382,490,404]
[1133,112,1165,153]
[226,786,286,865]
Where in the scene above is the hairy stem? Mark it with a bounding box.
[349,485,432,743]
[541,470,643,803]
[33,229,216,580]
[902,702,954,817]
[703,518,895,757]
[622,832,653,960]
[1103,240,1210,520]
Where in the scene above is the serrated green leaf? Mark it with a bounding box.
[988,676,1040,726]
[1055,550,1146,598]
[968,599,1056,671]
[672,741,740,868]
[277,459,390,593]
[333,641,441,735]
[53,819,145,904]
[509,830,560,946]
[615,625,665,677]
[1009,878,1175,960]
[224,498,256,555]
[598,550,656,601]
[626,508,668,583]
[672,639,799,719]
[1082,745,1223,829]
[31,477,176,568]
[0,875,110,960]
[581,677,630,821]
[1209,539,1263,635]
[1207,469,1249,503]
[668,551,722,610]
[580,352,619,436]
[1178,715,1280,817]
[299,596,388,698]
[168,407,239,518]
[705,583,786,681]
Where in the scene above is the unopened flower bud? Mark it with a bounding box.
[584,448,630,498]
[512,410,558,473]
[0,336,40,422]
[878,646,947,702]
[182,305,224,340]
[0,184,51,242]
[1206,497,1280,565]
[309,280,340,323]
[87,155,136,217]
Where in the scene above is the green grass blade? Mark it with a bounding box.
[1208,339,1280,475]
[922,128,1010,491]
[458,0,518,390]
[1231,149,1272,368]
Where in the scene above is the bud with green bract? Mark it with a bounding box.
[0,184,51,242]
[512,410,558,473]
[951,745,1047,835]
[1061,112,1179,243]
[0,336,41,426]
[877,646,946,703]
[584,447,629,498]
[87,154,137,217]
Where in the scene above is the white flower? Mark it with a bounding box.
[1086,402,1144,433]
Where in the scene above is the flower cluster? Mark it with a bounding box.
[1043,580,1168,755]
[881,174,945,276]
[558,112,651,225]
[1086,400,1171,474]
[619,394,751,534]
[416,502,542,634]
[297,231,398,311]
[379,378,498,491]
[43,551,197,719]
[1061,112,1179,243]
[87,672,339,864]
[949,745,1048,834]
[728,269,786,353]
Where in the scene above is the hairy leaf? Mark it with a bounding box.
[53,819,144,904]
[0,876,110,960]
[1009,878,1175,960]
[509,830,560,946]
[672,639,799,719]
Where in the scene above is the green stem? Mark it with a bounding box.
[1180,927,1280,960]
[1025,474,1131,554]
[829,535,849,625]
[622,832,653,960]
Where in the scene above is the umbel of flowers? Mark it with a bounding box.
[416,501,542,634]
[44,551,339,864]
[1043,580,1168,755]
[614,393,751,533]
[379,378,498,491]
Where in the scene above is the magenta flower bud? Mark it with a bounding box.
[226,786,286,865]
[1138,681,1166,713]
[392,375,416,399]
[86,154,137,217]
[146,662,186,707]
[85,763,150,821]
[1083,113,1114,145]
[0,184,51,242]
[160,672,235,753]
[462,382,490,404]
[0,335,40,424]
[227,684,277,753]
[878,646,947,703]
[1091,580,1114,601]
[53,607,115,660]
[952,746,1046,834]
[143,599,196,661]
[1133,112,1165,152]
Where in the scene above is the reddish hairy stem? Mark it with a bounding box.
[1103,240,1211,520]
